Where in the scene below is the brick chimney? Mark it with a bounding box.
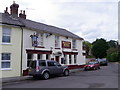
[10,1,19,17]
[19,10,26,19]
[4,7,9,14]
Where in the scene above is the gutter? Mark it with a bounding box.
[0,22,24,27]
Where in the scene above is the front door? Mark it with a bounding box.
[55,56,59,63]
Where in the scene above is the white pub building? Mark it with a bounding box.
[0,2,86,77]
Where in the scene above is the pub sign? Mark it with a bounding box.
[62,41,71,49]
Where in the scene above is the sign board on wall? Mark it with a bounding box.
[62,41,71,49]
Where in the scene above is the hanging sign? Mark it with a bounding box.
[30,33,38,47]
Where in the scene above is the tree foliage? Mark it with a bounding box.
[107,40,118,48]
[107,48,120,62]
[92,38,109,59]
[83,41,92,57]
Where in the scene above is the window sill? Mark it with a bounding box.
[55,48,61,49]
[0,68,12,71]
[72,49,77,51]
[2,43,12,45]
[35,46,45,48]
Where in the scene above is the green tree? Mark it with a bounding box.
[83,41,92,57]
[92,38,109,59]
[107,48,120,62]
[107,40,118,48]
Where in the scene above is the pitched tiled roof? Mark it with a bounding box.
[0,13,83,40]
[0,13,23,26]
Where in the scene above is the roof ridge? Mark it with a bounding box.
[1,12,83,40]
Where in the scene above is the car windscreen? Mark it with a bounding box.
[29,61,36,68]
[86,62,95,65]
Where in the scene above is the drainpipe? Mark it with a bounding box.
[20,26,24,76]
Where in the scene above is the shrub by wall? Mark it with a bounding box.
[107,51,119,62]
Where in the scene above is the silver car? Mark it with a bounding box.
[28,60,69,80]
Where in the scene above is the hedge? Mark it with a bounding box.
[107,51,120,62]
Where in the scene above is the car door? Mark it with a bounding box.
[54,61,63,74]
[47,61,58,74]
[95,62,99,68]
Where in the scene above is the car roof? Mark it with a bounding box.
[35,60,56,62]
[88,61,98,63]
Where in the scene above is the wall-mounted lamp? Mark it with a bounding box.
[46,33,52,38]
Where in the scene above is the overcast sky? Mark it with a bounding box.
[0,0,119,42]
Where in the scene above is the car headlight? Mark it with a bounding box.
[90,65,93,67]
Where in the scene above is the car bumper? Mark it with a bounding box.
[100,62,107,65]
[28,71,43,76]
[84,67,94,70]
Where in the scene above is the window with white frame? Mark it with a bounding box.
[63,54,66,64]
[55,35,60,48]
[2,27,11,43]
[46,54,50,60]
[72,39,76,49]
[74,55,77,64]
[69,55,72,64]
[27,54,33,67]
[1,53,11,69]
[38,33,43,46]
[38,54,42,60]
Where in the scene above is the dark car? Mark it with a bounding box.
[96,58,108,66]
[84,61,100,70]
[28,60,69,80]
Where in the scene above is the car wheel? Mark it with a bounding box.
[98,66,100,69]
[64,70,69,76]
[84,68,87,71]
[93,67,96,70]
[43,72,50,80]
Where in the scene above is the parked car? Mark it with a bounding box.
[28,60,69,80]
[96,58,108,66]
[84,61,100,70]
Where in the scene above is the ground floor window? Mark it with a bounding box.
[38,54,42,60]
[64,54,67,64]
[61,58,65,64]
[46,54,50,60]
[27,54,33,67]
[69,55,72,64]
[74,55,77,64]
[1,53,11,69]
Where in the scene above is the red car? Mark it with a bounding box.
[84,61,100,70]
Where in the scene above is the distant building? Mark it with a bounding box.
[0,2,86,78]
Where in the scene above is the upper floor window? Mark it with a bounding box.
[72,39,76,49]
[55,35,60,48]
[38,33,43,46]
[1,53,11,69]
[2,27,11,43]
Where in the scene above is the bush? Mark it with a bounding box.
[107,48,120,62]
[86,55,94,58]
[118,51,120,62]
[111,52,118,62]
[107,53,111,61]
[107,51,119,62]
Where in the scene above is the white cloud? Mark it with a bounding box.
[0,0,118,42]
